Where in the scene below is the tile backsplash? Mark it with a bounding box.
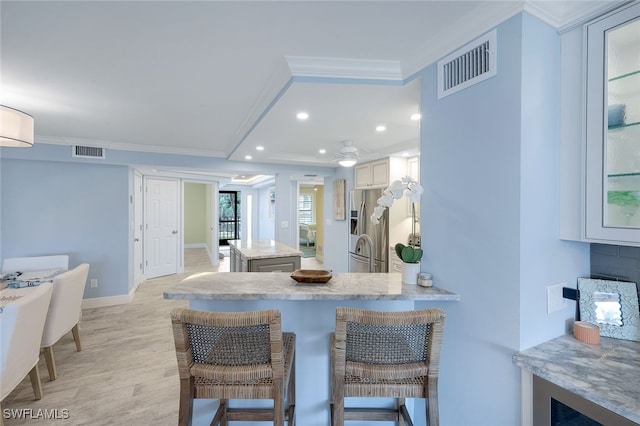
[590,243,640,304]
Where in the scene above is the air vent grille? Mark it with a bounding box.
[73,145,105,159]
[437,29,497,99]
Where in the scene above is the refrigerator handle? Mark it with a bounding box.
[358,200,365,235]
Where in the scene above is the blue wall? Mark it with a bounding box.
[0,158,130,299]
[416,13,590,426]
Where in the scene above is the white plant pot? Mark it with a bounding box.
[401,261,420,285]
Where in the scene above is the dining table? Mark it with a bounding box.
[0,269,63,313]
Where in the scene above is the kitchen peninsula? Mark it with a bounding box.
[164,271,459,426]
[228,239,301,272]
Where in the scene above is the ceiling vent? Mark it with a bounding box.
[72,145,105,159]
[437,29,497,99]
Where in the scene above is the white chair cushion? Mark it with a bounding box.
[0,282,53,400]
[41,264,89,348]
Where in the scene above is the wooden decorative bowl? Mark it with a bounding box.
[290,269,333,283]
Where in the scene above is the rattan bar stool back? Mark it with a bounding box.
[330,307,445,426]
[171,308,296,426]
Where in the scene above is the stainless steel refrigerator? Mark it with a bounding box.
[348,189,389,273]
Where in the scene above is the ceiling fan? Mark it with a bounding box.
[335,140,359,167]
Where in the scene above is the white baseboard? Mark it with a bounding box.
[185,243,207,249]
[81,287,135,309]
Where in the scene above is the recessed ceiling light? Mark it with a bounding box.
[319,149,326,154]
[376,125,386,132]
[256,146,264,151]
[296,112,309,120]
[245,155,252,160]
[402,152,410,157]
[411,113,421,121]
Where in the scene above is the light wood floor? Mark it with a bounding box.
[2,248,322,425]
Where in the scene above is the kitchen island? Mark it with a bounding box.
[164,271,459,426]
[228,239,301,272]
[513,334,640,426]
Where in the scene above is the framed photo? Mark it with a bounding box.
[333,179,346,221]
[577,278,639,341]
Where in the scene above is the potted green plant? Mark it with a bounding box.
[394,243,422,264]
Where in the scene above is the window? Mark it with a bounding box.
[299,193,314,224]
[219,191,241,245]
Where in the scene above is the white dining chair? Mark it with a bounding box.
[0,282,53,403]
[40,263,89,380]
[1,255,69,274]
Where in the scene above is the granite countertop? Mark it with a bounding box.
[228,239,302,259]
[163,271,460,301]
[513,334,640,423]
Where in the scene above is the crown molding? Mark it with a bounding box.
[285,56,403,81]
[228,57,294,160]
[403,1,524,78]
[524,0,628,33]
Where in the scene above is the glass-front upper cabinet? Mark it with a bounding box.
[585,2,640,246]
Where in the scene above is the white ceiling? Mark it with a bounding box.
[0,0,622,177]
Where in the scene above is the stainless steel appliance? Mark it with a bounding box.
[349,189,389,273]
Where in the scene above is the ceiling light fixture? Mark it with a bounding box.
[376,125,386,132]
[256,146,264,151]
[338,157,357,167]
[319,148,326,154]
[337,140,359,168]
[0,105,35,147]
[296,112,309,120]
[245,155,252,160]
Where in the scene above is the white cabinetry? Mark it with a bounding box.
[584,3,640,246]
[389,248,403,273]
[354,159,389,189]
[407,156,420,217]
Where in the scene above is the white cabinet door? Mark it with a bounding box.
[407,156,420,216]
[354,159,390,189]
[354,164,371,189]
[584,3,640,246]
[370,159,389,188]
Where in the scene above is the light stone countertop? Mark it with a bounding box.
[228,239,302,259]
[513,334,640,423]
[163,271,460,301]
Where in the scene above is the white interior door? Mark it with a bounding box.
[133,171,144,286]
[145,177,179,279]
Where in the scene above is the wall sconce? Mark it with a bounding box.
[0,105,35,147]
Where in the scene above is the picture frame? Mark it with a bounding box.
[333,179,346,221]
[577,278,640,341]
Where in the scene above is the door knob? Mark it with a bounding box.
[172,230,178,234]
[134,238,140,242]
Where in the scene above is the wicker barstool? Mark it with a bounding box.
[330,307,445,426]
[171,308,296,426]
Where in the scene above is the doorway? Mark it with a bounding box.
[219,191,241,246]
[298,184,324,261]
